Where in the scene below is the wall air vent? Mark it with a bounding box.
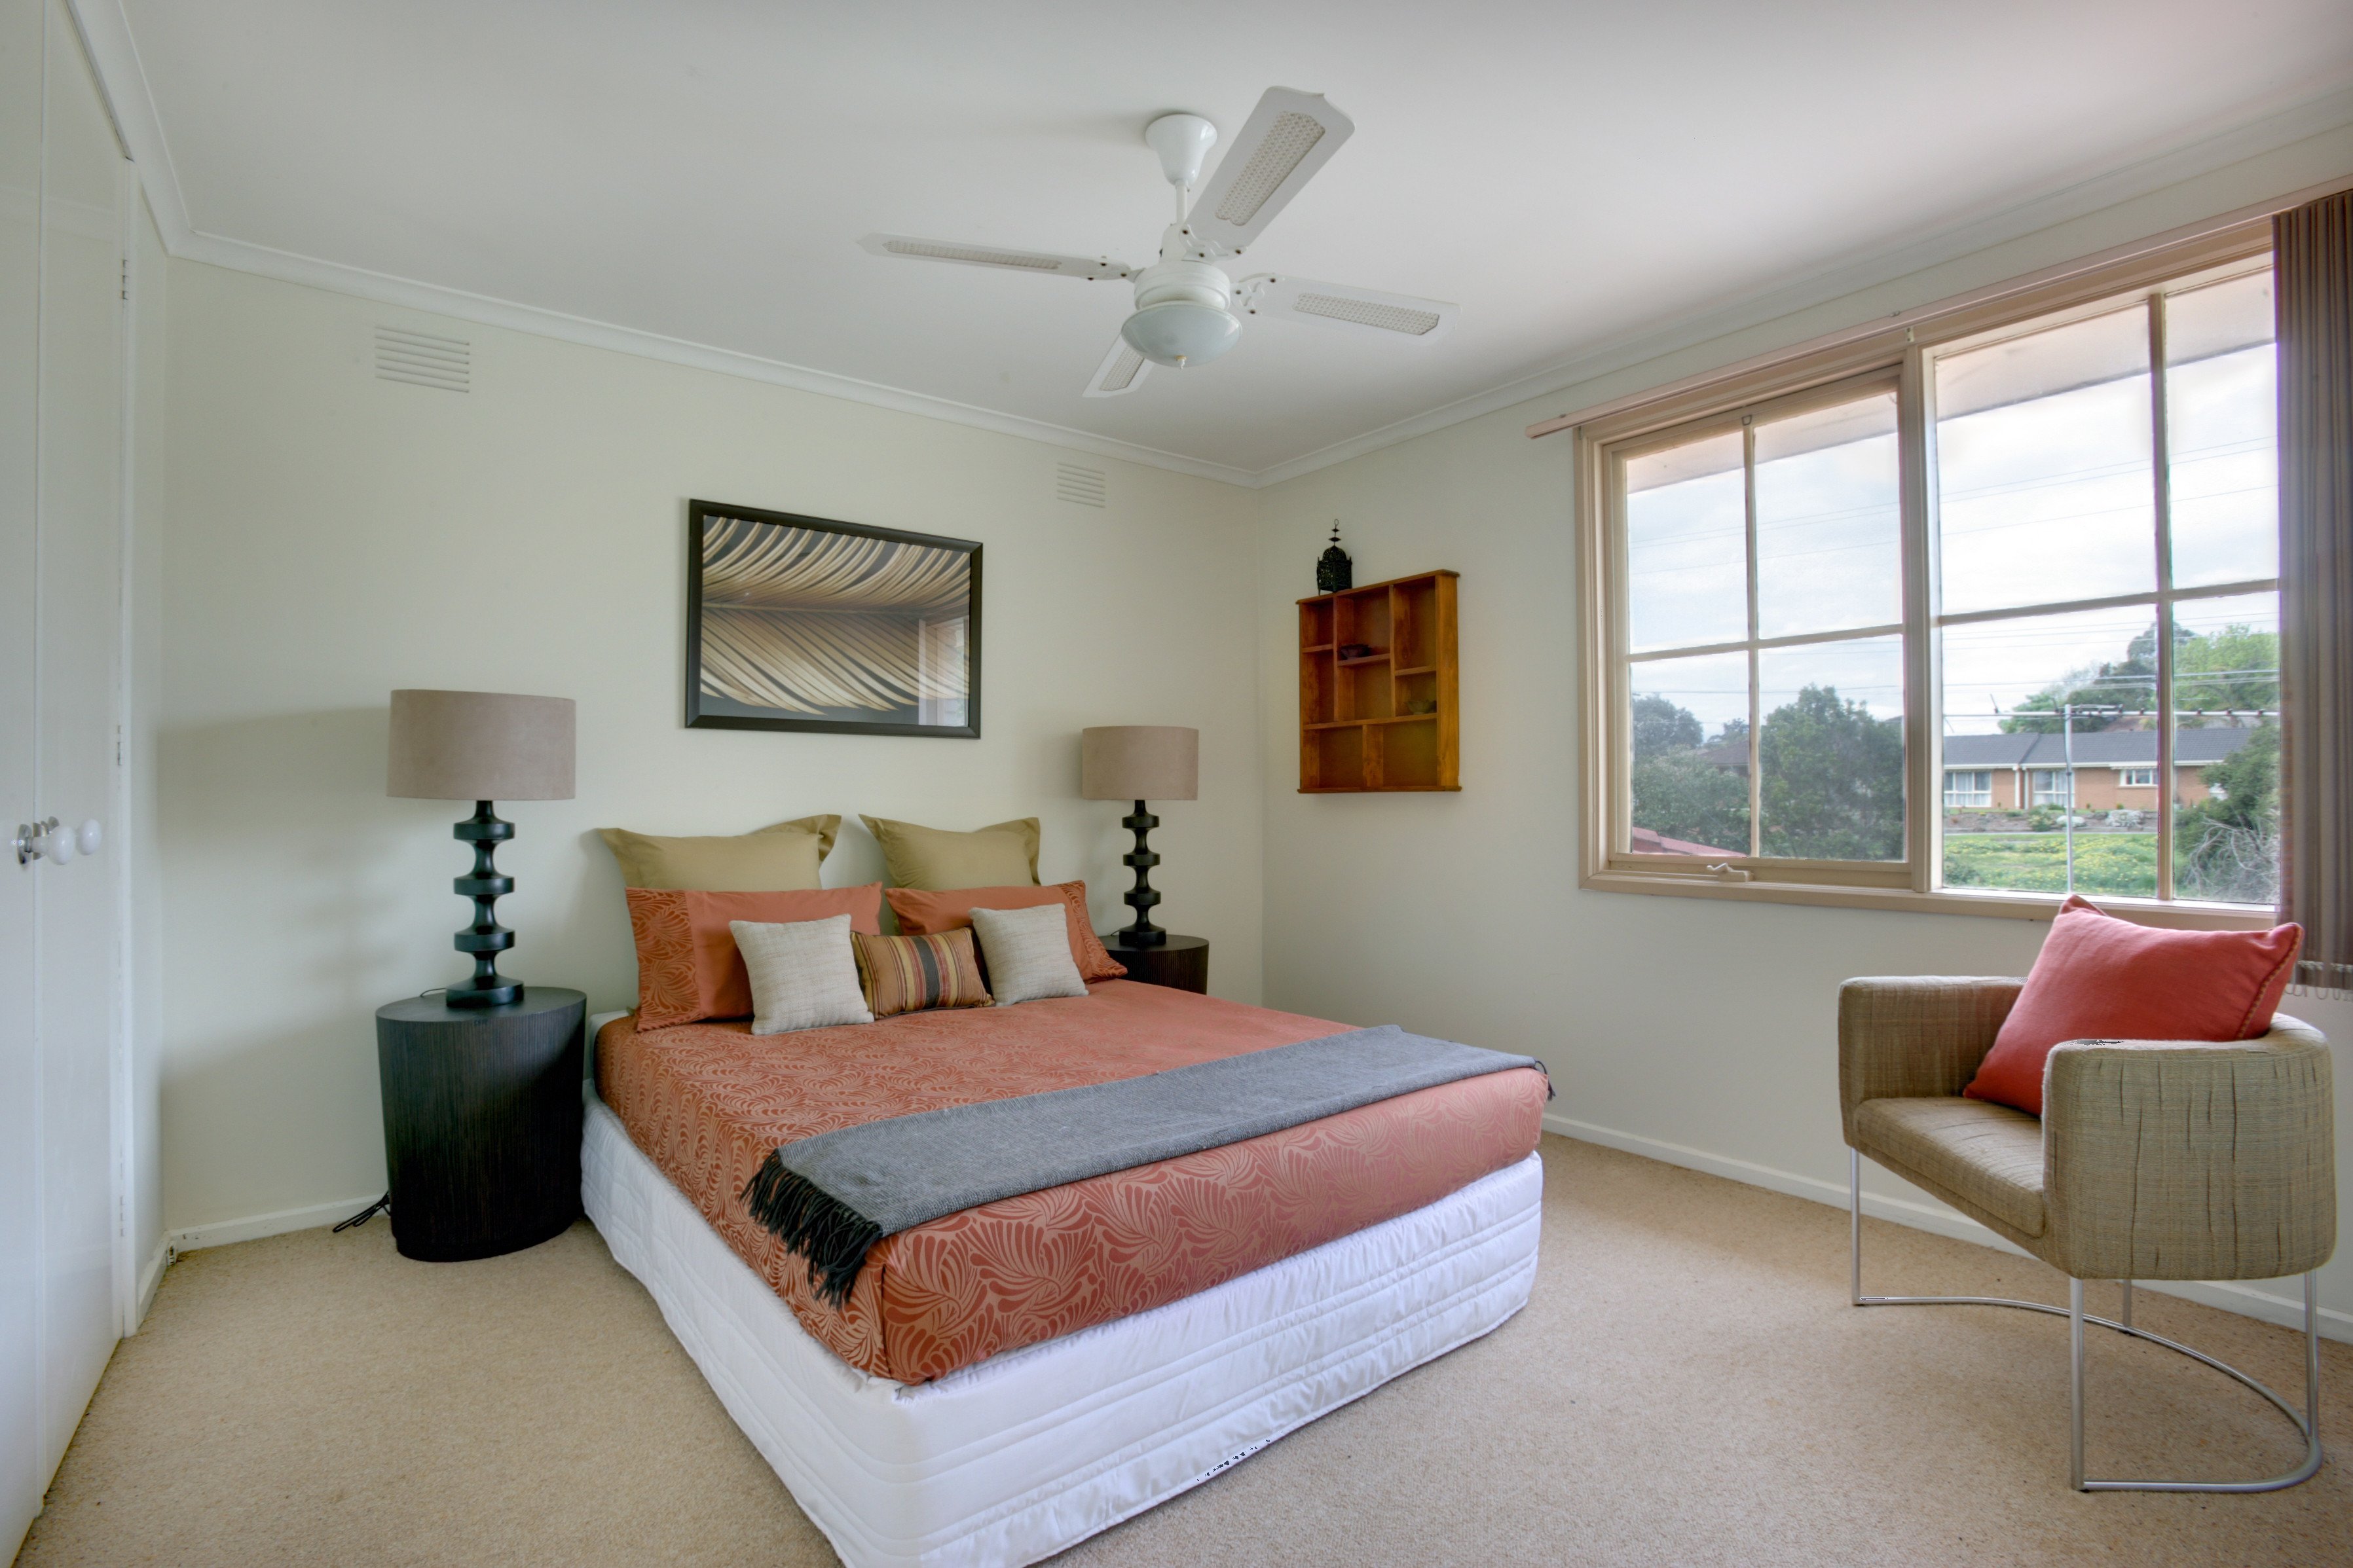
[1056,463,1107,508]
[375,326,471,392]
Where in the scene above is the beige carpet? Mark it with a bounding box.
[16,1135,2352,1567]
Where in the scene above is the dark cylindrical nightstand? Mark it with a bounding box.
[1102,934,1209,994]
[375,986,585,1262]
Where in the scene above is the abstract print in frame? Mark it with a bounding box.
[686,500,981,737]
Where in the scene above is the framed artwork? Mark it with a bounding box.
[685,500,981,737]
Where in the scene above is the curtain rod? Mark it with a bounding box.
[1525,172,2353,442]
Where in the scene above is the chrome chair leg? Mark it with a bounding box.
[1849,1148,2324,1493]
[2070,1279,2086,1490]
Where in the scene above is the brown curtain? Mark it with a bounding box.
[2276,189,2353,996]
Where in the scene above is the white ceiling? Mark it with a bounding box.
[101,0,2353,482]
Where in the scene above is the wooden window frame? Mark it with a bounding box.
[1575,221,2278,929]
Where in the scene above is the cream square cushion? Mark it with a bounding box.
[969,904,1087,1005]
[730,914,874,1034]
[861,816,1040,890]
[600,815,840,890]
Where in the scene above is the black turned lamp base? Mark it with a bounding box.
[1117,799,1168,947]
[445,977,523,1009]
[447,800,520,1008]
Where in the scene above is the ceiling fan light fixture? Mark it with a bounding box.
[1121,260,1242,368]
[1121,300,1240,368]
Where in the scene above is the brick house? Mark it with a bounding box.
[1940,725,2256,812]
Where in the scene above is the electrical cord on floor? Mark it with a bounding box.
[333,1193,391,1233]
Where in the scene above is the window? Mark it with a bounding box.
[1623,378,1904,871]
[1578,226,2280,921]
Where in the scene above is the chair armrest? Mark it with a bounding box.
[2044,1016,2336,1282]
[1838,976,2023,1145]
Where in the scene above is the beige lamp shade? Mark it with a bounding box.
[1081,726,1198,801]
[388,689,577,801]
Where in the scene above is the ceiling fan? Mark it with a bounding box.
[859,86,1457,398]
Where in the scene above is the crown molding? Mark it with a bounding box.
[68,0,2353,492]
[65,4,1257,488]
[165,227,1260,487]
[1248,79,2353,488]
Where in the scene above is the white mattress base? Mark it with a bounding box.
[582,1092,1541,1568]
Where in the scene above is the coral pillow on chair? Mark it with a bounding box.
[1962,894,2301,1116]
[627,884,883,1029]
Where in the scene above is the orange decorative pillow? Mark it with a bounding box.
[627,884,883,1029]
[885,881,1128,982]
[851,928,993,1017]
[1962,894,2302,1116]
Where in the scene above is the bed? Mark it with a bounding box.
[582,978,1546,1566]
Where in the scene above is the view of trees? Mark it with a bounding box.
[2003,621,2278,732]
[2178,721,2280,902]
[1629,693,1747,854]
[1630,685,1904,860]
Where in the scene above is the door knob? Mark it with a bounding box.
[10,818,98,866]
[13,818,58,867]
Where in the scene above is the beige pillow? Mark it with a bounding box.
[731,915,874,1034]
[969,905,1088,1004]
[599,815,840,890]
[861,816,1040,890]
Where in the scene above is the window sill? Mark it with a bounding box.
[1580,867,2274,930]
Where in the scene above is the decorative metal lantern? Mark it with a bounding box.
[1316,522,1353,594]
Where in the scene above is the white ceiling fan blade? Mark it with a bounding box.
[1234,275,1457,340]
[1185,88,1354,257]
[1083,335,1152,398]
[859,234,1134,281]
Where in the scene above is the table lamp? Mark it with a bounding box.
[388,689,576,1008]
[1080,725,1198,947]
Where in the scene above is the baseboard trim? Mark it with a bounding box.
[131,1235,170,1330]
[1543,1111,2353,1344]
[169,1194,384,1254]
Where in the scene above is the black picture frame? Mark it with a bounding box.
[684,499,982,738]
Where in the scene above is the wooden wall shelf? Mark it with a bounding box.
[1297,570,1458,792]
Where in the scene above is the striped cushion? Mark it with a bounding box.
[851,928,993,1017]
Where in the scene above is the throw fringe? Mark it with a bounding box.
[741,1152,885,1308]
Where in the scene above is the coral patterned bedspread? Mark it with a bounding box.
[596,979,1546,1383]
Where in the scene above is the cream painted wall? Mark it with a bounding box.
[1255,124,2353,1338]
[160,260,1264,1236]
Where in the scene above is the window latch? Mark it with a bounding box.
[1705,862,1753,884]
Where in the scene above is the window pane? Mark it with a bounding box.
[1940,604,2163,896]
[1754,390,1900,639]
[1935,305,2155,616]
[1627,651,1749,858]
[1625,431,1745,653]
[1756,636,1904,860]
[2165,271,2277,588]
[2171,591,2279,905]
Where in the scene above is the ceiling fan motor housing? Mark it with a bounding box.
[1122,260,1241,367]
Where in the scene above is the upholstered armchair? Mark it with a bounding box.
[1838,975,2335,1493]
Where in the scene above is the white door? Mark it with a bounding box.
[1,1,129,1550]
[0,0,47,1548]
[35,0,128,1482]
